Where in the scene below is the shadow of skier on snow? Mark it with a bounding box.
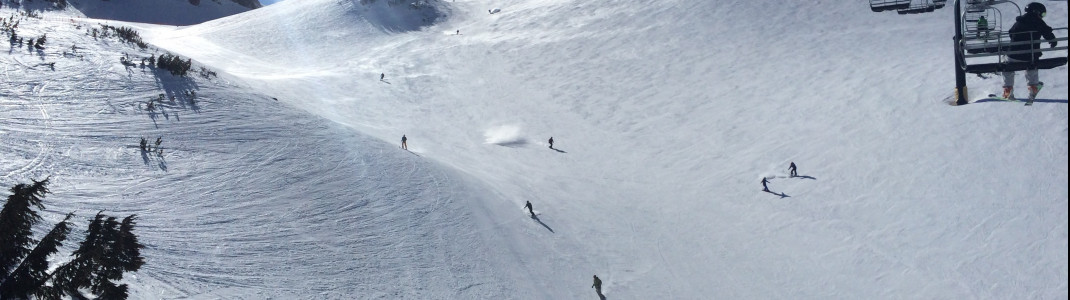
[552,148,567,153]
[531,215,554,233]
[763,189,790,198]
[793,175,817,180]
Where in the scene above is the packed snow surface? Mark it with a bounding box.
[1,0,1066,299]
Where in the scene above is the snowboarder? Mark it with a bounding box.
[789,162,797,178]
[592,275,603,297]
[380,73,385,81]
[548,137,554,149]
[761,177,770,192]
[401,135,408,150]
[524,201,534,217]
[155,137,162,149]
[139,137,147,151]
[1001,2,1056,101]
[976,16,988,39]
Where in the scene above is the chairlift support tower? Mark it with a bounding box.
[872,0,1067,105]
[953,0,1068,105]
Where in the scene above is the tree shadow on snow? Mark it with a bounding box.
[147,109,160,129]
[140,148,150,165]
[139,147,167,171]
[531,215,555,233]
[151,68,201,112]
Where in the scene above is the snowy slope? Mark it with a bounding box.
[3,0,1068,299]
[3,5,510,299]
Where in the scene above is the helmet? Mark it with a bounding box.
[1025,2,1046,15]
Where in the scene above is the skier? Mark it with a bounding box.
[401,135,408,150]
[789,162,797,178]
[380,73,385,81]
[976,16,988,40]
[761,177,770,192]
[1001,2,1056,102]
[524,201,534,217]
[592,275,603,297]
[548,137,554,149]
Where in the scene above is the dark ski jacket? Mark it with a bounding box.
[1007,13,1055,61]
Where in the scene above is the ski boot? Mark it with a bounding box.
[1001,86,1015,100]
[1025,82,1043,106]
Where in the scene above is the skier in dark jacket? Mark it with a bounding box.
[401,135,408,150]
[761,177,770,191]
[1001,2,1056,100]
[789,162,797,178]
[524,201,534,217]
[548,137,554,149]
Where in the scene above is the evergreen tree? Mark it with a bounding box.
[0,213,73,299]
[52,212,144,299]
[0,178,50,275]
[0,178,74,299]
[0,180,145,300]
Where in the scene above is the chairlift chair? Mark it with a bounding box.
[898,0,939,14]
[962,7,1002,52]
[961,28,1069,74]
[870,0,911,12]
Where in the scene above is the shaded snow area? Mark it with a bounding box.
[2,0,1067,299]
[69,0,256,26]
